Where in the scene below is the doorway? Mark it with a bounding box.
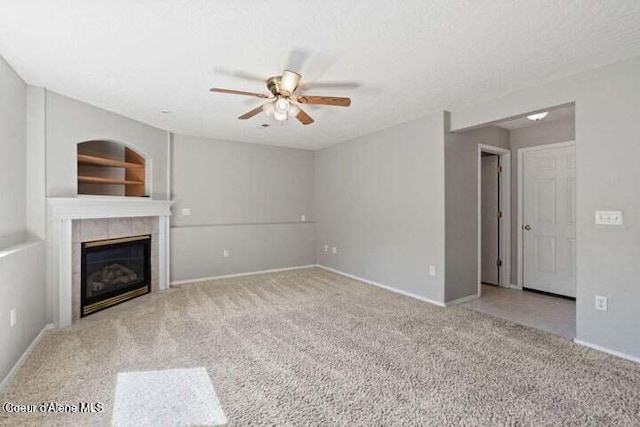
[460,105,576,340]
[481,153,500,285]
[518,141,576,298]
[477,144,511,296]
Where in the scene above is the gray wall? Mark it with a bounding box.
[45,91,169,199]
[0,242,46,387]
[170,134,316,282]
[0,56,26,244]
[509,117,575,284]
[444,124,509,301]
[315,114,446,303]
[451,55,640,359]
[26,86,46,238]
[0,56,47,387]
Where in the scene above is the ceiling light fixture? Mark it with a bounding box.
[161,109,171,114]
[273,97,291,122]
[210,68,350,126]
[527,112,549,121]
[263,98,298,122]
[275,97,290,114]
[280,70,301,95]
[273,110,288,122]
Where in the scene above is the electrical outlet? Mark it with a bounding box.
[595,295,608,311]
[324,245,328,252]
[332,247,338,254]
[223,249,230,258]
[428,265,436,277]
[181,208,191,216]
[10,308,16,327]
[300,214,306,222]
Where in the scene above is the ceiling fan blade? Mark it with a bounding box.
[213,68,266,83]
[286,49,310,74]
[296,108,315,125]
[298,81,360,90]
[297,95,351,107]
[210,88,270,98]
[238,104,266,120]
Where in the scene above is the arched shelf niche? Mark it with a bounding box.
[77,140,147,197]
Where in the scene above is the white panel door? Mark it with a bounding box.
[522,144,576,297]
[481,155,500,285]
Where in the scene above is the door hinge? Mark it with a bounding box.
[497,259,503,267]
[497,211,503,218]
[497,166,503,173]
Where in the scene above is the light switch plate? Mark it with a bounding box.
[595,295,608,311]
[324,245,328,252]
[428,266,436,277]
[223,249,229,258]
[181,208,191,216]
[300,214,306,222]
[10,308,16,327]
[331,247,338,254]
[595,210,622,225]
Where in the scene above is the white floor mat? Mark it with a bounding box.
[112,367,227,426]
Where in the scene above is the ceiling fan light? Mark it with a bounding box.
[273,110,288,121]
[527,112,549,121]
[281,70,302,94]
[275,97,290,114]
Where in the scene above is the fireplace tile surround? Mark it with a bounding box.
[72,217,159,321]
[47,197,174,327]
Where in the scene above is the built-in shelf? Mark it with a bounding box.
[77,142,146,197]
[78,175,144,185]
[77,153,144,170]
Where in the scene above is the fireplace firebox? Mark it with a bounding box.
[81,235,151,317]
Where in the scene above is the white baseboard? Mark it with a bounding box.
[317,265,446,307]
[0,323,53,391]
[170,264,319,285]
[445,293,479,306]
[573,339,640,364]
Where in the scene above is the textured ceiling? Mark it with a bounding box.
[1,1,639,149]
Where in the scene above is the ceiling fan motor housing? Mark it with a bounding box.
[267,70,301,97]
[267,76,283,96]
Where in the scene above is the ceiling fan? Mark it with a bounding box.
[210,70,351,125]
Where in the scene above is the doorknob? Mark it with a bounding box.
[524,224,532,231]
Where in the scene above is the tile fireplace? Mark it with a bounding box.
[47,197,174,327]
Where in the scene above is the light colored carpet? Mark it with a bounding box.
[1,267,638,426]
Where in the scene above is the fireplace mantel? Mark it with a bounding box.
[47,197,175,327]
[48,197,174,220]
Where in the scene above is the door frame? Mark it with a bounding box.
[517,140,576,289]
[477,144,511,297]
